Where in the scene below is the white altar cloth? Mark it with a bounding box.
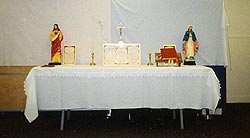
[24,65,220,123]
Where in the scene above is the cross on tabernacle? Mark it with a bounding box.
[116,22,125,41]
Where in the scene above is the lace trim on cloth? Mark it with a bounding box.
[25,66,217,78]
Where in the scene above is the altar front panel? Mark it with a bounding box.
[24,65,220,123]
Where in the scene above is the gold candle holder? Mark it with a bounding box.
[90,48,96,66]
[147,51,153,66]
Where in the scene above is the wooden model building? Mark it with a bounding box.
[155,45,182,67]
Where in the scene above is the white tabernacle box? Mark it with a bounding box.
[103,43,141,66]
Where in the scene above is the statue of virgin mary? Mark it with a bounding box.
[182,25,199,65]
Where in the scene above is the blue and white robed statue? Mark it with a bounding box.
[182,25,199,65]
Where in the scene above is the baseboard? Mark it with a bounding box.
[227,96,250,103]
[214,108,222,115]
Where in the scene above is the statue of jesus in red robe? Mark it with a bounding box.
[49,24,63,64]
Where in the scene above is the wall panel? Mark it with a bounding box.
[0,66,33,110]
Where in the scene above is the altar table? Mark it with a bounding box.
[24,65,220,129]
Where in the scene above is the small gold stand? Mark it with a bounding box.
[90,51,96,66]
[147,52,153,66]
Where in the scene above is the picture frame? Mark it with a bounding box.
[103,43,141,66]
[63,45,76,65]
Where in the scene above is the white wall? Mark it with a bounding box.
[0,0,109,65]
[110,0,227,66]
[0,0,227,66]
[225,0,250,103]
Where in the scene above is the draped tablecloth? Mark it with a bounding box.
[24,65,220,123]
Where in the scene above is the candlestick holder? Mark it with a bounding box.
[147,52,153,66]
[90,52,96,66]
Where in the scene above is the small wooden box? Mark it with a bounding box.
[155,45,182,67]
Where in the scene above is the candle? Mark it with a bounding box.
[149,49,152,55]
[92,47,94,53]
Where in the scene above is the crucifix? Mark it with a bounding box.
[116,22,125,42]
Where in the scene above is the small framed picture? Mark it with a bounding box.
[63,45,76,65]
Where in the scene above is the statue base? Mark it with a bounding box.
[184,60,196,65]
[48,62,61,65]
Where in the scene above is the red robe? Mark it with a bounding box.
[50,31,63,62]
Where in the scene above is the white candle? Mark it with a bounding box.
[149,49,152,55]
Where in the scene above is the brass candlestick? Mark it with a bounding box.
[90,50,96,66]
[147,52,153,66]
